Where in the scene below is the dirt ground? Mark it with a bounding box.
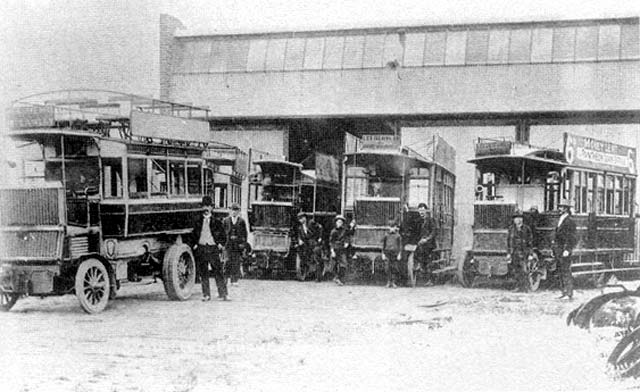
[2,278,640,392]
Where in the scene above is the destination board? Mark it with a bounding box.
[564,132,636,175]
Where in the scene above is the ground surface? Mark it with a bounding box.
[2,279,640,392]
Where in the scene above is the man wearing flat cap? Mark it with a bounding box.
[223,203,248,286]
[554,199,577,300]
[191,195,227,301]
[507,209,533,292]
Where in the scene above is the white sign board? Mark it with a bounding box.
[130,111,210,144]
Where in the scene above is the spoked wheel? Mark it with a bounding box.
[75,259,110,314]
[0,290,19,312]
[527,254,542,292]
[609,327,640,378]
[162,244,196,301]
[457,252,476,288]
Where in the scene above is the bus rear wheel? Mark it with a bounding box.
[162,244,196,301]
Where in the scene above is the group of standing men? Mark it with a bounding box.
[507,199,576,299]
[192,194,577,298]
[191,196,247,302]
[295,202,439,287]
[295,212,355,285]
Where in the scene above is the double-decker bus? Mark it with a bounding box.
[247,153,340,278]
[460,133,637,290]
[0,89,230,313]
[343,134,456,285]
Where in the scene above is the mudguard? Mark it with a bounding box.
[570,285,640,329]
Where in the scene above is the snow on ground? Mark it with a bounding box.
[1,280,639,392]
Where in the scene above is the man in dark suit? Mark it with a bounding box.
[296,212,324,282]
[223,203,248,286]
[329,215,355,286]
[192,196,228,301]
[507,209,533,292]
[411,203,438,285]
[554,199,577,300]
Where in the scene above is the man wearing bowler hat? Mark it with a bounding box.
[554,199,577,300]
[223,203,248,286]
[191,195,227,301]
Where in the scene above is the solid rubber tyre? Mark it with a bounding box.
[162,244,196,301]
[75,259,110,314]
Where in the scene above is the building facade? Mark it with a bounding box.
[162,16,640,261]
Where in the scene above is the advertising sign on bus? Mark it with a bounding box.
[564,133,636,175]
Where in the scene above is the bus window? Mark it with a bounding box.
[587,172,596,213]
[562,170,571,202]
[103,158,123,198]
[128,158,148,199]
[150,159,168,196]
[573,171,581,213]
[409,178,429,207]
[623,177,631,215]
[215,184,227,208]
[187,162,202,195]
[170,161,186,195]
[629,178,636,215]
[345,166,367,208]
[606,174,614,215]
[615,176,623,215]
[545,171,560,212]
[597,174,605,213]
[204,167,214,196]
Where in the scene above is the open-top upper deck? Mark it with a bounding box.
[469,137,567,170]
[7,89,212,147]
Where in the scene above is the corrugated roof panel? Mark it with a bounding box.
[247,39,268,71]
[424,31,446,65]
[363,34,385,68]
[531,28,553,62]
[403,33,426,66]
[553,26,577,62]
[620,23,640,58]
[575,25,598,61]
[598,24,621,60]
[303,37,325,69]
[488,29,510,64]
[323,36,344,69]
[342,35,365,69]
[284,37,305,71]
[265,38,287,71]
[509,29,532,63]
